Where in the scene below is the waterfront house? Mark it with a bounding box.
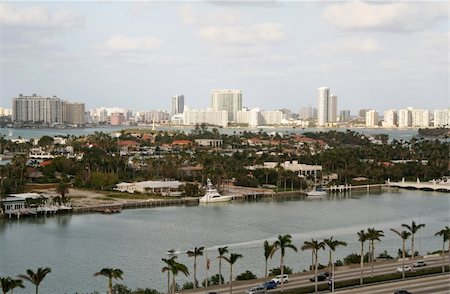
[115,180,184,195]
[1,196,26,215]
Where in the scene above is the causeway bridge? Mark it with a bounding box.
[387,179,450,192]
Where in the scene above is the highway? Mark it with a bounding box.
[182,255,448,294]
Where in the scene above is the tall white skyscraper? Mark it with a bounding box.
[317,87,337,126]
[434,109,450,127]
[410,109,430,128]
[211,89,242,122]
[398,108,412,128]
[365,110,378,127]
[171,95,184,116]
[382,109,397,127]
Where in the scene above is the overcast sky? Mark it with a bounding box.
[0,1,448,114]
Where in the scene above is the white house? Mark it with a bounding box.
[115,180,184,195]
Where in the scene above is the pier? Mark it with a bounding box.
[327,184,385,193]
[387,179,450,192]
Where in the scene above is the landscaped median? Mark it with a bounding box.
[281,266,450,293]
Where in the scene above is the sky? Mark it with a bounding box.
[0,0,448,114]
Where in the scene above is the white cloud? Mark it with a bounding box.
[178,4,238,26]
[327,37,384,53]
[93,34,162,53]
[0,3,83,30]
[199,23,287,45]
[324,1,448,32]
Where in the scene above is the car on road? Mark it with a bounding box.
[245,286,266,294]
[394,290,412,294]
[309,272,329,282]
[262,280,278,290]
[412,260,426,267]
[270,274,289,284]
[396,265,412,272]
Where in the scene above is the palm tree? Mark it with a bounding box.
[366,227,384,277]
[217,246,229,285]
[263,240,275,278]
[324,236,347,292]
[170,258,189,294]
[56,180,70,200]
[302,239,325,293]
[93,268,123,294]
[162,257,176,293]
[391,229,411,279]
[222,253,243,294]
[17,267,51,294]
[435,226,450,273]
[0,277,24,294]
[357,230,368,285]
[401,220,425,263]
[186,246,204,289]
[272,234,297,291]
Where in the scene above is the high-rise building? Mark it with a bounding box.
[338,110,351,122]
[171,95,185,116]
[358,109,371,119]
[299,105,316,120]
[382,109,397,128]
[434,108,450,127]
[0,107,12,117]
[410,109,430,128]
[211,89,242,122]
[183,107,228,128]
[398,108,412,128]
[63,102,85,125]
[12,94,64,124]
[365,110,378,127]
[317,87,337,126]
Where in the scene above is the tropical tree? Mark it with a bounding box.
[17,267,51,294]
[272,234,297,291]
[1,277,25,294]
[168,258,189,294]
[366,227,384,277]
[324,236,347,292]
[93,268,123,294]
[357,230,368,285]
[435,226,450,273]
[162,257,176,293]
[186,246,204,289]
[263,240,275,278]
[391,229,411,279]
[302,239,325,293]
[56,180,70,200]
[401,220,425,263]
[217,246,229,285]
[222,253,243,294]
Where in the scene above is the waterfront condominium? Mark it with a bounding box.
[171,95,185,116]
[382,109,397,128]
[317,87,337,126]
[434,108,450,127]
[12,94,85,125]
[365,109,379,127]
[211,89,242,122]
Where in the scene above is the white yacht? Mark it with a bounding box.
[306,186,327,197]
[199,179,233,203]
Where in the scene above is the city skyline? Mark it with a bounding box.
[0,1,448,112]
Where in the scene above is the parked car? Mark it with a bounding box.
[394,290,412,294]
[271,274,289,284]
[245,286,266,294]
[262,280,278,290]
[396,265,412,272]
[309,272,329,282]
[413,260,426,267]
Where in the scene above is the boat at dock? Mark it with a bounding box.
[199,179,233,203]
[306,186,327,197]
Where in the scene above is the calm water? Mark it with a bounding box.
[0,126,418,141]
[1,190,449,294]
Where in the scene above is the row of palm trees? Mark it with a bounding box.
[161,221,449,294]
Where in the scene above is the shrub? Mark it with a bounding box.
[236,270,257,281]
[269,266,293,276]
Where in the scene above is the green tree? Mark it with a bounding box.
[434,226,450,273]
[324,236,347,292]
[56,180,70,200]
[357,230,368,285]
[272,234,297,291]
[222,253,243,294]
[263,240,275,278]
[94,268,123,294]
[302,239,325,293]
[1,277,25,294]
[168,258,189,294]
[17,267,51,294]
[390,229,411,279]
[235,270,257,281]
[162,257,176,293]
[186,246,204,289]
[366,227,384,277]
[217,246,229,285]
[401,220,425,263]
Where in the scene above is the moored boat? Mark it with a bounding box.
[199,179,233,203]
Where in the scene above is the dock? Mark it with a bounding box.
[387,179,450,192]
